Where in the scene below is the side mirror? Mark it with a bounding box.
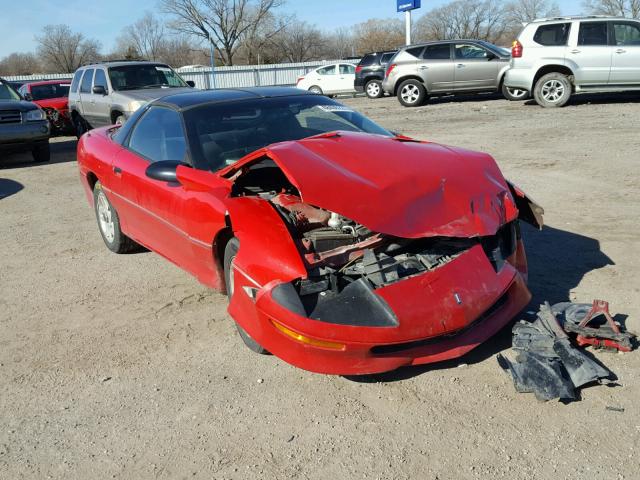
[145,160,188,183]
[93,85,107,95]
[23,92,33,101]
[186,80,195,88]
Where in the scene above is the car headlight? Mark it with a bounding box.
[25,109,46,121]
[127,100,146,112]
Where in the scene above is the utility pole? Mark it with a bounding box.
[405,10,412,45]
[397,0,421,46]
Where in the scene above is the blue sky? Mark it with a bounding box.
[0,0,585,57]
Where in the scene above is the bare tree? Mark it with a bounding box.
[272,20,324,62]
[159,36,210,67]
[415,0,510,44]
[325,27,355,59]
[583,0,640,17]
[161,0,285,66]
[118,12,166,61]
[35,25,100,73]
[505,0,561,25]
[237,10,289,64]
[0,52,42,76]
[353,19,405,54]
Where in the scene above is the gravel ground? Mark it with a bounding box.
[1,92,639,480]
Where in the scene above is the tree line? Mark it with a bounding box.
[1,0,637,75]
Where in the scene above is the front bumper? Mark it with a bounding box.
[504,69,533,92]
[0,120,50,150]
[231,240,531,375]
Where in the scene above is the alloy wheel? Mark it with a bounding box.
[96,191,115,243]
[541,80,565,103]
[367,82,381,97]
[400,84,420,104]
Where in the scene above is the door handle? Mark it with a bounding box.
[419,66,429,70]
[570,49,581,54]
[113,166,122,175]
[616,49,626,54]
[456,64,465,68]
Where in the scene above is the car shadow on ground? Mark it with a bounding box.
[346,224,614,383]
[0,137,77,169]
[425,91,505,106]
[0,178,24,199]
[524,91,640,107]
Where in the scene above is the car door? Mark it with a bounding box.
[337,64,356,93]
[90,68,112,127]
[609,20,640,85]
[418,43,455,93]
[77,68,95,123]
[570,21,613,85]
[112,106,194,267]
[453,43,501,91]
[313,65,338,94]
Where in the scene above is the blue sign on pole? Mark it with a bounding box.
[397,0,421,12]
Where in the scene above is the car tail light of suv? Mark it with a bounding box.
[385,64,397,78]
[355,65,363,74]
[511,40,523,58]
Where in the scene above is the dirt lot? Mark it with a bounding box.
[1,93,639,480]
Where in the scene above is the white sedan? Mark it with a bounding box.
[296,63,357,96]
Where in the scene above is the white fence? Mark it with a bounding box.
[4,59,360,90]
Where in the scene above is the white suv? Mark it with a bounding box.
[504,16,640,107]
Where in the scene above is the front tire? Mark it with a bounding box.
[114,115,126,126]
[365,79,384,99]
[308,85,323,95]
[74,114,89,139]
[502,83,529,101]
[32,142,50,163]
[223,238,269,355]
[397,79,427,107]
[533,72,572,108]
[93,182,139,254]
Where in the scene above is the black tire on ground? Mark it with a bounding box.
[501,83,529,101]
[74,114,88,139]
[92,182,140,254]
[223,237,269,355]
[365,79,384,99]
[308,85,323,95]
[31,142,50,163]
[114,115,126,126]
[533,72,572,108]
[397,79,427,107]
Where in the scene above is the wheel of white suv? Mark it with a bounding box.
[365,79,384,99]
[533,72,572,108]
[397,79,427,107]
[502,84,529,101]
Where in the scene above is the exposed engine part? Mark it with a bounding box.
[328,212,342,230]
[303,227,357,252]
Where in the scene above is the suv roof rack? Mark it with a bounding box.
[81,59,150,67]
[532,15,624,22]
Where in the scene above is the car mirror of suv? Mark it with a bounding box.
[92,85,107,95]
[23,92,33,101]
[186,80,195,87]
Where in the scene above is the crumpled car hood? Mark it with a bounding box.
[264,131,518,238]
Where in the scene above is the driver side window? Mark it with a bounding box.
[317,65,336,75]
[128,107,187,163]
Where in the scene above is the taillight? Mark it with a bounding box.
[355,65,363,74]
[511,40,523,58]
[385,63,397,78]
[296,76,304,85]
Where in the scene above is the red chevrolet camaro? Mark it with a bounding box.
[19,80,73,134]
[77,87,543,375]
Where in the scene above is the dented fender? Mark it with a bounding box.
[507,181,544,229]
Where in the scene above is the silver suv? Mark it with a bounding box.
[505,16,640,107]
[68,60,195,136]
[382,40,527,107]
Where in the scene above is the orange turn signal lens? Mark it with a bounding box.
[270,320,345,350]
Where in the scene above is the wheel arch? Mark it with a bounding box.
[393,76,426,95]
[533,64,575,91]
[213,218,234,294]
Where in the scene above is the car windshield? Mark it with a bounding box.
[30,83,71,100]
[0,81,21,101]
[184,95,393,172]
[108,64,188,91]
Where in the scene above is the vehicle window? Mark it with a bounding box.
[316,65,336,75]
[108,64,188,91]
[381,53,395,64]
[613,22,640,46]
[18,85,27,96]
[128,107,187,163]
[455,44,490,59]
[423,44,451,60]
[578,22,608,46]
[183,96,392,172]
[80,69,95,94]
[533,23,571,46]
[94,69,108,90]
[30,83,71,101]
[339,64,355,75]
[358,54,377,67]
[0,80,20,100]
[70,70,82,93]
[405,46,425,58]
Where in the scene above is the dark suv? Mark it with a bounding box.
[355,51,397,99]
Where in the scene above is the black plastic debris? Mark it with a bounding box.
[497,302,612,402]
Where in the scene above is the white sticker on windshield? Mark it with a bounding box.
[155,66,171,72]
[316,105,354,113]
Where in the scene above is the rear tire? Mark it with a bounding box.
[32,142,50,163]
[533,72,572,108]
[93,182,139,254]
[114,114,126,126]
[501,83,529,101]
[365,79,384,99]
[223,238,269,355]
[397,79,427,107]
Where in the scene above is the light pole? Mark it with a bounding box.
[405,10,412,45]
[397,0,421,46]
